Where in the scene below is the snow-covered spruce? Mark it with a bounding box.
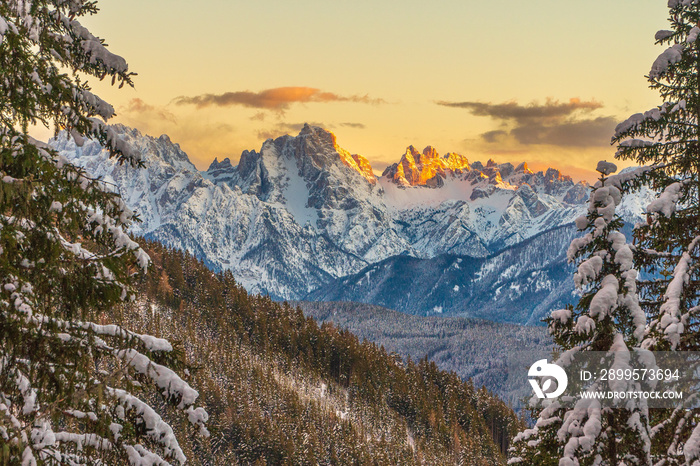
[609,0,700,462]
[0,0,207,464]
[509,163,651,465]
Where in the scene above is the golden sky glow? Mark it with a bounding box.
[39,0,672,182]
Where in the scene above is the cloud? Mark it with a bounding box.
[339,122,366,129]
[480,130,508,143]
[509,116,617,147]
[113,98,241,169]
[436,98,602,122]
[174,86,385,111]
[439,98,614,148]
[122,98,177,123]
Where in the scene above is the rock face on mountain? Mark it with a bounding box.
[307,225,583,325]
[382,146,470,187]
[50,124,652,322]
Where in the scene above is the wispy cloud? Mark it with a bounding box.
[509,116,617,147]
[438,98,614,147]
[436,98,602,121]
[174,86,385,112]
[480,130,508,143]
[122,98,177,123]
[339,122,366,129]
[114,98,240,169]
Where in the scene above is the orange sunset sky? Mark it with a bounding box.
[38,0,671,182]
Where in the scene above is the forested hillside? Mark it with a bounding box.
[296,301,551,407]
[120,240,521,464]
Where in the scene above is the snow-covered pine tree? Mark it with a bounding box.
[611,1,700,463]
[0,1,207,464]
[509,162,651,465]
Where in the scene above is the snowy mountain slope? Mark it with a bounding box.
[306,224,583,325]
[306,221,650,326]
[52,125,396,297]
[51,124,651,306]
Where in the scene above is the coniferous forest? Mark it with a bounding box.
[122,240,521,464]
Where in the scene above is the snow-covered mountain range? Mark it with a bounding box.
[50,124,652,323]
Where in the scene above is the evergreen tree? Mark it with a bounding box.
[509,163,651,465]
[0,0,207,463]
[611,0,700,355]
[611,1,700,463]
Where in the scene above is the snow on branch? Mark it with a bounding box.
[668,0,700,9]
[107,388,187,465]
[123,443,171,466]
[76,88,116,121]
[574,256,603,288]
[116,349,198,409]
[656,30,675,41]
[647,235,700,349]
[684,423,700,463]
[557,396,602,463]
[596,161,617,175]
[89,119,143,164]
[589,275,619,320]
[51,431,113,452]
[616,140,655,156]
[687,26,700,43]
[51,12,128,73]
[649,44,684,78]
[567,233,593,262]
[647,181,685,218]
[613,102,683,139]
[595,165,654,191]
[27,313,174,354]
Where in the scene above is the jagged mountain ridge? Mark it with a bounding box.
[50,124,641,304]
[306,224,582,325]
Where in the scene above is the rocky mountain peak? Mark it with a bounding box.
[298,123,337,149]
[207,157,233,171]
[205,156,237,186]
[382,145,470,188]
[544,167,570,183]
[420,145,440,161]
[292,124,376,184]
[515,162,533,174]
[379,149,591,211]
[444,152,470,171]
[563,182,589,204]
[350,153,376,184]
[219,125,378,199]
[52,123,656,303]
